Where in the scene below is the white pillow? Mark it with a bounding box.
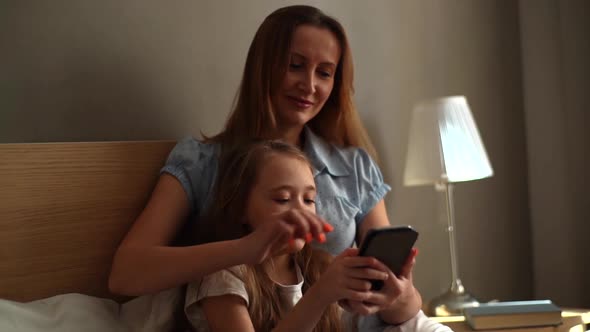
[121,287,181,331]
[0,288,181,332]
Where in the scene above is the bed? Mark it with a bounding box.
[2,141,588,332]
[0,140,181,331]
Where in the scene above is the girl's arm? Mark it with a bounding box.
[201,250,387,332]
[275,249,388,332]
[271,285,331,332]
[201,289,330,332]
[202,288,331,332]
[201,295,256,332]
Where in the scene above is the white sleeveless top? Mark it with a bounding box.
[184,264,303,331]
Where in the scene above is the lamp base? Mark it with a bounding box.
[426,288,479,317]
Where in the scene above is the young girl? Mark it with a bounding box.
[184,140,451,332]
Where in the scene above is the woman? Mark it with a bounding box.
[109,4,421,325]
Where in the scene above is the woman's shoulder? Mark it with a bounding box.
[332,146,376,177]
[162,136,221,175]
[169,136,221,160]
[304,125,376,159]
[305,129,378,177]
[332,143,372,163]
[160,136,221,211]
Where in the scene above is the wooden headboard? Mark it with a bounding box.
[0,141,175,302]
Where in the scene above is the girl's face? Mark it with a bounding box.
[245,154,316,253]
[271,24,341,131]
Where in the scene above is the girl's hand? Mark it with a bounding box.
[313,248,390,306]
[338,248,419,315]
[240,209,333,265]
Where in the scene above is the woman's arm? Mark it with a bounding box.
[357,199,423,325]
[109,174,254,295]
[356,200,392,246]
[109,174,329,296]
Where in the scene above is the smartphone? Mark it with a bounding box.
[358,226,419,290]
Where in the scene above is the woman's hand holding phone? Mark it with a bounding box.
[338,226,420,316]
[338,248,419,315]
[311,248,389,308]
[358,226,419,289]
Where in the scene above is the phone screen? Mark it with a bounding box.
[359,226,418,276]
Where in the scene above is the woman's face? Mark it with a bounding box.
[271,24,341,131]
[245,154,316,253]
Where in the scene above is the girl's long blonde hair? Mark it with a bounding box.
[204,5,377,160]
[197,140,344,332]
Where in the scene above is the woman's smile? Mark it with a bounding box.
[287,96,315,109]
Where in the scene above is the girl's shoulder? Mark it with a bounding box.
[186,265,250,308]
[184,265,250,331]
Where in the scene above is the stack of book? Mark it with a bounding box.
[463,300,562,330]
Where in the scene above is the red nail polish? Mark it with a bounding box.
[318,233,326,243]
[323,223,334,232]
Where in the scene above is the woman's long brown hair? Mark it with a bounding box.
[204,5,377,160]
[197,140,344,332]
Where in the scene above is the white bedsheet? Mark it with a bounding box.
[0,288,181,332]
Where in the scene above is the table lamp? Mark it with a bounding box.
[403,95,493,316]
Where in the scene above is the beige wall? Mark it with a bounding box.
[1,1,534,303]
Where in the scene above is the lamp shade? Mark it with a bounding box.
[404,96,493,186]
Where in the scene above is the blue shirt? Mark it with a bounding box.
[161,127,391,255]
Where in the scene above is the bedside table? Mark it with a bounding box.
[430,309,590,332]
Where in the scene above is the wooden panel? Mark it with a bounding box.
[0,141,175,302]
